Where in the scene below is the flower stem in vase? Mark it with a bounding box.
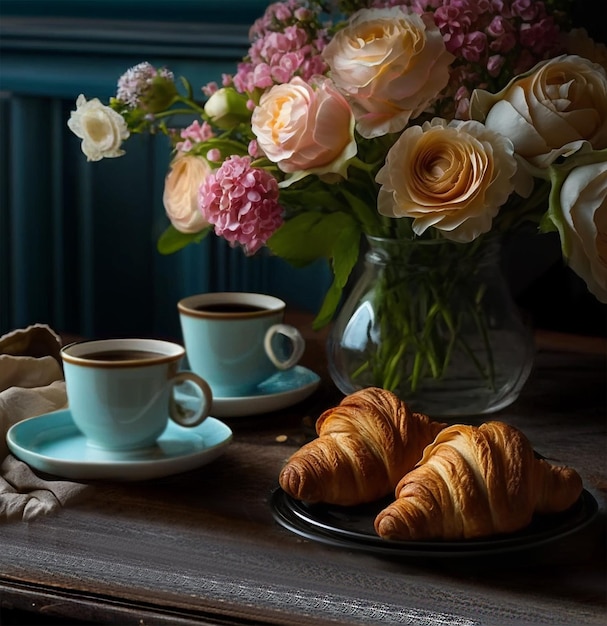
[327,235,534,417]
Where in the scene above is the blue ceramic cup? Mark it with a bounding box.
[178,292,305,397]
[60,338,213,452]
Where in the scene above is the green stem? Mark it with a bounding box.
[346,236,502,397]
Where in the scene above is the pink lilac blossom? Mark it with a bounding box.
[206,148,222,162]
[198,155,284,255]
[230,1,330,94]
[387,0,569,119]
[429,0,562,61]
[248,140,261,158]
[116,62,174,108]
[249,0,306,38]
[202,82,219,97]
[487,54,506,76]
[176,120,215,153]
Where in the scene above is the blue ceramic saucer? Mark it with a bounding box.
[210,365,321,418]
[7,410,232,481]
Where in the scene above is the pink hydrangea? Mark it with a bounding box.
[198,155,284,255]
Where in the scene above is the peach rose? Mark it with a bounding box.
[251,76,356,186]
[163,154,211,233]
[551,156,607,303]
[67,95,129,162]
[376,118,517,243]
[322,8,453,139]
[470,55,607,173]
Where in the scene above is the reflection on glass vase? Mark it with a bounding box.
[327,235,535,417]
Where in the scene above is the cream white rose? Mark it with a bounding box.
[252,76,356,186]
[470,55,607,173]
[564,29,607,73]
[163,154,211,233]
[553,157,607,303]
[322,7,453,139]
[204,87,251,130]
[376,118,517,243]
[67,94,129,162]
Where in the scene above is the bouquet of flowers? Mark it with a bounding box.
[68,0,607,410]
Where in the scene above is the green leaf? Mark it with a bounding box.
[269,211,362,327]
[157,224,211,255]
[268,211,358,266]
[200,136,250,159]
[313,218,362,328]
[331,219,361,289]
[313,280,344,329]
[179,76,194,101]
[339,187,381,234]
[279,186,339,212]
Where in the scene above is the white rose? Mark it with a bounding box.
[470,55,607,171]
[555,158,607,303]
[204,87,251,130]
[67,94,129,162]
[163,154,211,233]
[564,29,607,73]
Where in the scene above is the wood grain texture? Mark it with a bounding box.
[1,313,605,626]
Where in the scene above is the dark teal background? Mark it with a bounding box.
[0,1,270,22]
[1,1,605,340]
[0,0,332,340]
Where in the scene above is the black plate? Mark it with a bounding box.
[270,488,599,557]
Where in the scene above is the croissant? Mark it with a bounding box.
[279,387,446,506]
[374,421,583,541]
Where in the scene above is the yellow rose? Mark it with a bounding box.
[376,118,517,243]
[251,76,356,186]
[552,157,607,303]
[470,55,607,173]
[163,154,211,234]
[322,8,453,139]
[67,95,129,162]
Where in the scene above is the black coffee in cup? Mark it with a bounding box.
[194,303,267,314]
[80,349,163,361]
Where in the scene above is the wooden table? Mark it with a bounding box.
[1,313,605,626]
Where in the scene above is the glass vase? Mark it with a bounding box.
[327,235,535,417]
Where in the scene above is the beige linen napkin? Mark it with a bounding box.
[0,324,90,521]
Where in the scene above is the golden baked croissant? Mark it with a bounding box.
[374,421,583,541]
[278,387,447,506]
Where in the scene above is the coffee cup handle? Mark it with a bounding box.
[168,372,213,427]
[264,324,305,370]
